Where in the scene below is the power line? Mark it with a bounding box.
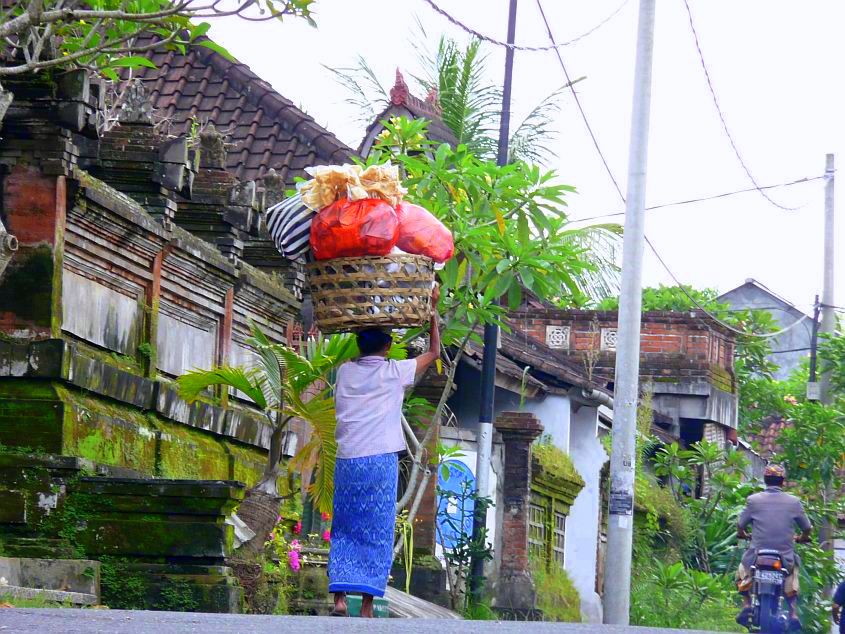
[645,235,811,339]
[421,0,630,52]
[570,174,829,224]
[681,0,800,212]
[535,0,625,202]
[535,0,815,340]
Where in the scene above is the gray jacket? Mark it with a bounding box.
[738,486,811,570]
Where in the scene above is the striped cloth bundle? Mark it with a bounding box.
[265,193,314,260]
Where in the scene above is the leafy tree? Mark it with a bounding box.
[367,116,621,334]
[330,34,574,166]
[352,117,621,560]
[0,0,314,83]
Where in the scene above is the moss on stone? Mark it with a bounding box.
[56,385,157,473]
[154,417,230,481]
[530,557,582,623]
[533,436,584,488]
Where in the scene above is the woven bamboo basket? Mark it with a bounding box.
[307,255,435,333]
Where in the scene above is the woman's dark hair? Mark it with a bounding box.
[764,475,785,487]
[357,328,392,356]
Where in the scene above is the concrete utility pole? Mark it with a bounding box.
[469,0,517,603]
[603,0,657,625]
[819,153,835,551]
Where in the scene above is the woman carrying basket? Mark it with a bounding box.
[328,285,441,618]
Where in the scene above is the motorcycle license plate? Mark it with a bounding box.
[754,570,783,584]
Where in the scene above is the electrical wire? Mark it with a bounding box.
[570,174,828,224]
[535,0,625,202]
[535,0,817,340]
[681,0,800,212]
[421,0,630,52]
[645,235,811,339]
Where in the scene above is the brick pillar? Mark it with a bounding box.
[494,411,543,614]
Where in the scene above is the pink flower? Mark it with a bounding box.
[293,521,302,535]
[321,512,331,522]
[290,539,301,550]
[288,549,301,571]
[322,529,331,542]
[276,515,282,523]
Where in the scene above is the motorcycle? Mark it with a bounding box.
[746,549,791,633]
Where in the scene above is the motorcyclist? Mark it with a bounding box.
[735,463,812,629]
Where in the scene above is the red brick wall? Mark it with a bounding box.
[510,309,736,393]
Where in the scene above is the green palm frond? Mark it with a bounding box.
[324,56,390,126]
[432,38,499,157]
[177,366,268,410]
[246,322,288,409]
[559,223,623,301]
[508,82,583,166]
[286,390,337,513]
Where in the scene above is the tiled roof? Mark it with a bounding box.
[131,36,355,185]
[748,415,789,460]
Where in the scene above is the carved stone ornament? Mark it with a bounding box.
[545,325,570,350]
[600,327,618,352]
[199,122,227,169]
[117,79,153,124]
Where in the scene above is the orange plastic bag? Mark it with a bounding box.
[395,202,455,263]
[310,197,399,260]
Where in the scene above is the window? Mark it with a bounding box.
[528,503,546,560]
[552,512,566,567]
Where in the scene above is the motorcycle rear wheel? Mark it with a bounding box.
[758,594,783,633]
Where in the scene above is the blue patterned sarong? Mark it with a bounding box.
[328,452,398,597]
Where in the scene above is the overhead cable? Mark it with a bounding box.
[536,0,814,340]
[422,0,630,52]
[570,174,829,224]
[681,0,800,211]
[535,0,625,201]
[645,236,811,339]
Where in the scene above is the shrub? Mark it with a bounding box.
[530,557,581,623]
[630,560,741,632]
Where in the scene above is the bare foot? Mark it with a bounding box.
[361,594,374,618]
[333,592,347,616]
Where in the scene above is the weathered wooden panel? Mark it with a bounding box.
[156,306,217,376]
[62,269,142,355]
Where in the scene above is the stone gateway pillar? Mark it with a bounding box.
[493,411,544,618]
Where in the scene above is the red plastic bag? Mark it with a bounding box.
[395,202,454,263]
[310,197,399,260]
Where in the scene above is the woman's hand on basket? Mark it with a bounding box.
[431,283,440,306]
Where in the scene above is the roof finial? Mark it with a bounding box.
[390,69,409,106]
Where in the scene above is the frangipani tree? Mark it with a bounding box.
[360,117,621,558]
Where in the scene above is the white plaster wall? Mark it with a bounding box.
[524,395,571,452]
[564,403,608,624]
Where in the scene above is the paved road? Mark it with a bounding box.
[0,609,722,633]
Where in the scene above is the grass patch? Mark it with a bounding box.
[533,436,584,487]
[0,594,75,608]
[530,557,581,623]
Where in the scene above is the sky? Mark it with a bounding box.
[209,0,845,313]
